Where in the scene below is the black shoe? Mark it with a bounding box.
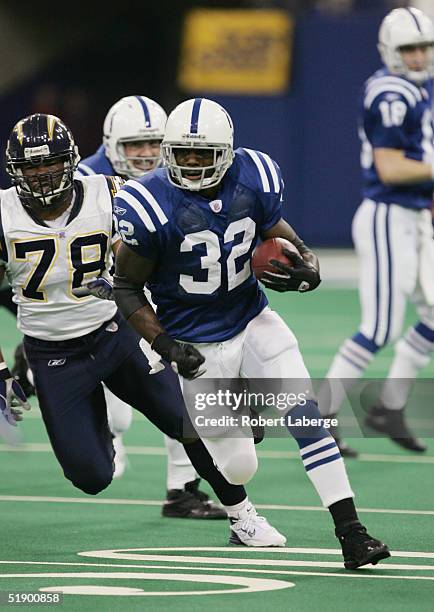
[365,405,427,452]
[336,520,391,570]
[162,479,227,519]
[11,342,35,398]
[329,414,358,458]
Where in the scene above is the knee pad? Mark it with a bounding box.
[219,450,258,485]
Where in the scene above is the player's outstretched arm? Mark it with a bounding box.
[113,243,205,380]
[0,347,31,427]
[260,219,321,293]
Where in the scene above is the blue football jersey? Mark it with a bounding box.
[76,145,115,177]
[359,68,434,209]
[113,147,284,342]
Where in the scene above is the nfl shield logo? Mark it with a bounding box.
[209,199,222,213]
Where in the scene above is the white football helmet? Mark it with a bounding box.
[378,7,434,84]
[103,95,167,178]
[162,98,234,191]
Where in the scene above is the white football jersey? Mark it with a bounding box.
[0,175,121,340]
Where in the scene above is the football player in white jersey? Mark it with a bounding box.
[318,7,434,454]
[0,112,282,545]
[75,95,225,518]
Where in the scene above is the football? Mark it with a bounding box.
[252,237,300,280]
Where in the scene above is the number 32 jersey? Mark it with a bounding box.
[0,175,120,340]
[113,147,284,343]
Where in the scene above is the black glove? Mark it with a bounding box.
[11,342,35,398]
[261,248,321,293]
[152,333,206,380]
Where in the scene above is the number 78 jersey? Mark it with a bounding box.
[113,147,284,343]
[0,175,119,340]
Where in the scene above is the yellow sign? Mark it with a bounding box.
[178,9,293,95]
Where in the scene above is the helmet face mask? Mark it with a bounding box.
[115,137,163,178]
[103,96,167,179]
[162,98,234,192]
[162,143,233,191]
[6,114,80,212]
[378,7,434,84]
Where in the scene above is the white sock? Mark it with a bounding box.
[318,338,374,416]
[299,438,354,507]
[164,435,197,490]
[224,497,250,519]
[380,330,432,410]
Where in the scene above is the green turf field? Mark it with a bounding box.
[0,288,433,611]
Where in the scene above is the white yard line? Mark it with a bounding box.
[1,495,433,518]
[1,443,434,464]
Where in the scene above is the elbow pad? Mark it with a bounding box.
[113,274,149,320]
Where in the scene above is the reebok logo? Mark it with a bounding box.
[48,359,66,367]
[114,205,127,216]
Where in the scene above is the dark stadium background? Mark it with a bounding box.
[0,0,411,245]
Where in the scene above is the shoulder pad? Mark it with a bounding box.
[364,75,422,109]
[236,147,282,195]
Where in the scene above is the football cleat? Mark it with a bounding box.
[162,479,227,519]
[112,434,128,479]
[365,405,427,452]
[229,504,286,547]
[336,520,391,570]
[329,414,358,458]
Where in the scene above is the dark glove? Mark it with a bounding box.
[0,365,31,426]
[261,248,321,293]
[11,342,35,398]
[152,333,206,380]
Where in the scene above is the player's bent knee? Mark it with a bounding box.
[219,452,258,485]
[66,464,113,495]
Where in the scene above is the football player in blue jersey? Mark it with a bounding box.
[318,6,434,455]
[76,95,226,519]
[108,97,390,569]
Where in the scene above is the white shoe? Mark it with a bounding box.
[229,504,286,547]
[112,434,128,479]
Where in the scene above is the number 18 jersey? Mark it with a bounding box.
[0,175,119,340]
[359,67,434,209]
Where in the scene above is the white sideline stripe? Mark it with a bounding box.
[1,495,434,517]
[126,180,168,225]
[2,443,434,465]
[244,148,270,192]
[115,191,156,232]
